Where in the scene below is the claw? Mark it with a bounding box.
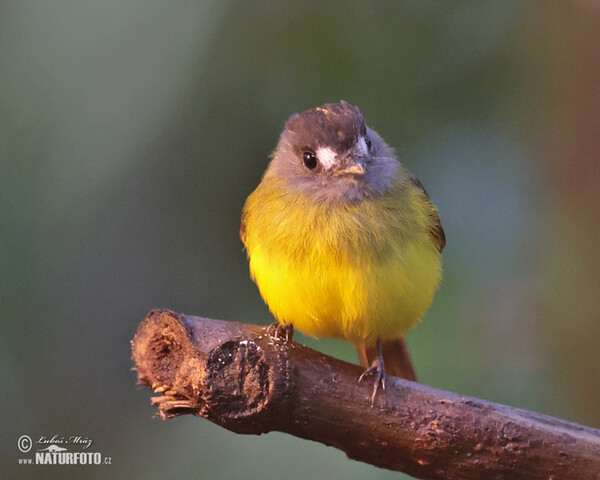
[266,322,294,342]
[358,338,387,406]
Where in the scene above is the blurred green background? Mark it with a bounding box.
[2,1,600,479]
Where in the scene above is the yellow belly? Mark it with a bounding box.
[242,175,442,345]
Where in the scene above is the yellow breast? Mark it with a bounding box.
[241,173,442,345]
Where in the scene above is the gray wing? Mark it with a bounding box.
[410,177,446,253]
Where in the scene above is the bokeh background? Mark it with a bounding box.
[2,1,600,479]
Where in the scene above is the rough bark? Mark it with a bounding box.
[131,309,600,480]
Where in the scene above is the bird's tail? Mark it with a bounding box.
[355,337,418,382]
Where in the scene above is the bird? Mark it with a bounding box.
[240,101,445,404]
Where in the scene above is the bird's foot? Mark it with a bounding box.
[266,322,294,343]
[358,339,387,406]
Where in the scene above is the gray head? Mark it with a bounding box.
[267,101,399,203]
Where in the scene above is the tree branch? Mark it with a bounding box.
[131,309,600,480]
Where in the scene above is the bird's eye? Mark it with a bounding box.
[364,136,372,150]
[303,151,318,170]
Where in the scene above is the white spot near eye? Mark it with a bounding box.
[316,147,338,170]
[356,136,369,156]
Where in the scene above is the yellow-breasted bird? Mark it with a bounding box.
[240,101,445,403]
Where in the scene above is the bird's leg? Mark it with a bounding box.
[266,322,294,342]
[358,338,386,406]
